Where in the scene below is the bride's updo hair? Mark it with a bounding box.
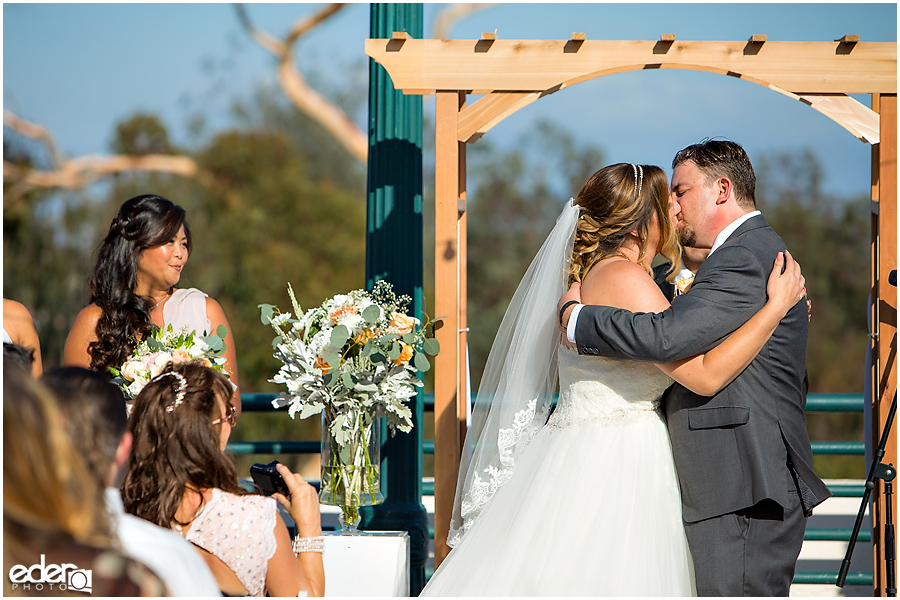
[88,194,192,375]
[122,361,244,529]
[568,163,680,284]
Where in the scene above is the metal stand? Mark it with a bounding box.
[837,392,896,595]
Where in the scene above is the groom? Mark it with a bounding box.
[558,140,830,596]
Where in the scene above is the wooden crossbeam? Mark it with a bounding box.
[366,38,896,95]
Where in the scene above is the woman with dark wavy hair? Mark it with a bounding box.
[122,362,324,597]
[64,194,240,412]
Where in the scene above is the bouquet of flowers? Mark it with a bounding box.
[110,324,230,402]
[259,280,440,529]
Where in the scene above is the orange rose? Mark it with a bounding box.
[391,342,414,366]
[388,312,417,335]
[316,355,332,375]
[354,329,376,345]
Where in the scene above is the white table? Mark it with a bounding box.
[322,530,410,597]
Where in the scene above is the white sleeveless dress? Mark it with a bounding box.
[421,349,696,596]
[162,288,210,335]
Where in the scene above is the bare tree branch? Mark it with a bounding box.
[235,3,368,164]
[4,110,61,168]
[432,4,495,40]
[2,111,230,207]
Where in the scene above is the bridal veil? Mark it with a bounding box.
[447,198,580,546]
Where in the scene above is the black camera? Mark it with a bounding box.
[250,461,290,497]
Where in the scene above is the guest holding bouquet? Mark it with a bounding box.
[121,361,325,597]
[63,194,241,412]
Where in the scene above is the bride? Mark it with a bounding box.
[421,163,805,596]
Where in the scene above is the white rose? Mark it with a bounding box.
[151,352,173,377]
[122,360,139,382]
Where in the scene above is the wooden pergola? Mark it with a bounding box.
[366,34,897,589]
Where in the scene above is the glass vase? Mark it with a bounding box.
[319,407,384,532]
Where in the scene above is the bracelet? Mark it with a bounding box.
[558,300,579,327]
[292,535,325,554]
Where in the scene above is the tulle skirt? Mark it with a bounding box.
[421,410,696,596]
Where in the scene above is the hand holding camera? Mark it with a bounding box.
[250,461,322,538]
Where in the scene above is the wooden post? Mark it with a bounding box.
[871,93,897,597]
[433,90,467,566]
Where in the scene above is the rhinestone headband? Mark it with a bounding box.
[632,164,643,198]
[155,371,188,413]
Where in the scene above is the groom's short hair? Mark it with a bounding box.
[673,139,756,209]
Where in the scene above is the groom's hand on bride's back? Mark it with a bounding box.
[558,283,582,347]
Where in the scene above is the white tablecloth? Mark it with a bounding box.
[322,530,409,597]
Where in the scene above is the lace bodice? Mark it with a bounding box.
[172,488,277,596]
[548,348,673,430]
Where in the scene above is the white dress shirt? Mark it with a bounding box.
[566,211,762,343]
[106,488,220,596]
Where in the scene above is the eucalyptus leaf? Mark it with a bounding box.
[401,332,416,344]
[414,352,431,372]
[201,335,224,353]
[341,371,355,389]
[216,324,228,338]
[424,338,441,356]
[323,372,336,387]
[362,304,381,324]
[339,444,353,464]
[370,352,386,364]
[258,303,276,325]
[361,339,373,358]
[331,325,350,348]
[271,335,282,349]
[388,343,402,361]
[324,350,341,369]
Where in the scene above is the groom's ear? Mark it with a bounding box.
[715,176,732,205]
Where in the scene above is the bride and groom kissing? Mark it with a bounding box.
[421,140,830,596]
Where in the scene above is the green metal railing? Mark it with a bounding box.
[231,392,872,587]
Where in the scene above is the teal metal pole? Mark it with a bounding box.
[361,3,427,594]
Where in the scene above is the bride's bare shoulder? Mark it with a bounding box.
[581,259,670,313]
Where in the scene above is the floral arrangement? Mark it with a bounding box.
[259,280,440,443]
[260,281,441,529]
[110,324,230,401]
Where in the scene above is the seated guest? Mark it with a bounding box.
[4,342,35,376]
[42,367,220,597]
[4,298,42,376]
[122,362,325,597]
[3,361,165,596]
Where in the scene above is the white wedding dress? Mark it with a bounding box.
[421,348,696,596]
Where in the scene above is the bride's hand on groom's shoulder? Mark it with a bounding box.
[766,251,806,316]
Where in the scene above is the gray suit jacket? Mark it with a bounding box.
[576,215,831,522]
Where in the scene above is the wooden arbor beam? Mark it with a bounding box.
[366,39,896,94]
[367,38,895,144]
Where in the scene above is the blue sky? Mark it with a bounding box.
[3,3,897,198]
